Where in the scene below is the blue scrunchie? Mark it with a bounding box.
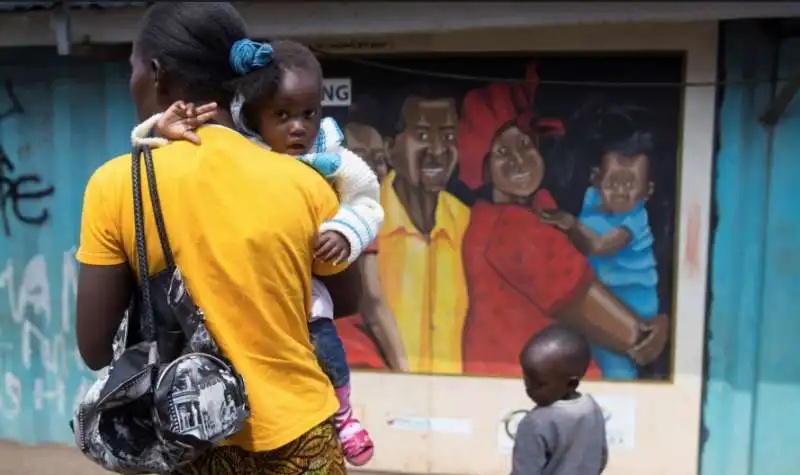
[229,39,274,75]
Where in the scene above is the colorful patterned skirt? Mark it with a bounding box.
[173,421,346,475]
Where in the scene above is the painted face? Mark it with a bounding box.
[488,125,545,198]
[129,44,160,122]
[256,68,322,156]
[391,97,458,192]
[344,123,389,182]
[595,152,652,213]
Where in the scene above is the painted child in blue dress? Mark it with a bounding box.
[539,131,659,380]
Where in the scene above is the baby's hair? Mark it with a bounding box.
[228,39,322,128]
[604,130,655,161]
[135,3,247,106]
[520,325,592,379]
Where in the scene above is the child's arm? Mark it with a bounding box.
[131,112,169,148]
[323,147,384,263]
[538,209,632,256]
[511,414,550,475]
[569,223,632,256]
[131,101,217,148]
[301,147,384,265]
[300,117,383,264]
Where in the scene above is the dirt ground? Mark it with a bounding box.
[0,441,393,475]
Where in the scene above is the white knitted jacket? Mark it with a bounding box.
[131,115,383,264]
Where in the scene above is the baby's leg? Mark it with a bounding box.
[309,318,351,395]
[308,280,374,466]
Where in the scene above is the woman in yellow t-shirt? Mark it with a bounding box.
[74,3,360,474]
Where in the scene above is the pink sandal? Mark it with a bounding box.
[336,414,375,466]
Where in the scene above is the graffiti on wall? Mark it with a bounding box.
[0,250,98,426]
[327,54,684,381]
[0,81,55,237]
[0,78,94,441]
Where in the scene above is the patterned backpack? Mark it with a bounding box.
[71,145,250,473]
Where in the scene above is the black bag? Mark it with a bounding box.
[71,145,250,474]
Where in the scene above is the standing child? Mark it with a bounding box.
[513,325,608,475]
[130,39,384,466]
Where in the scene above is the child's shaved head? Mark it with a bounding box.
[519,325,592,406]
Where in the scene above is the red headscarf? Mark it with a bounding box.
[457,63,565,190]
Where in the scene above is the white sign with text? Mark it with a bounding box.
[496,394,637,454]
[322,78,351,107]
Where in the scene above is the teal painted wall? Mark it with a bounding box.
[0,49,133,443]
[702,21,800,475]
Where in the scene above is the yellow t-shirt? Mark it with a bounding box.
[76,125,344,452]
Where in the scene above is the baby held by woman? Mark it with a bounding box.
[131,39,382,466]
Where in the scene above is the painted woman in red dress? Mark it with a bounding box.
[457,64,669,378]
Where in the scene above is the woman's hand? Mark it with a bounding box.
[538,208,576,231]
[154,101,218,144]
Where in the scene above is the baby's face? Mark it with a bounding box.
[596,152,651,213]
[256,68,322,156]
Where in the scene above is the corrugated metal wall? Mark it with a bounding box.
[0,49,132,443]
[702,21,800,475]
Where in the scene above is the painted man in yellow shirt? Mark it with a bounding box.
[375,95,471,374]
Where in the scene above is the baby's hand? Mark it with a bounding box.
[315,231,351,264]
[538,208,576,231]
[154,101,218,144]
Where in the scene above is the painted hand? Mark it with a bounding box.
[627,313,670,365]
[537,208,576,231]
[315,231,351,264]
[155,101,218,144]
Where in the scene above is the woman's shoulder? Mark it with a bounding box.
[87,152,132,190]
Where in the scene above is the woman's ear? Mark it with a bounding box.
[150,59,166,97]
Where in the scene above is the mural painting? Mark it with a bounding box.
[326,53,684,381]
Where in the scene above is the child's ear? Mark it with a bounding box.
[567,377,580,390]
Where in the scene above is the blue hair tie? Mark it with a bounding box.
[229,39,274,75]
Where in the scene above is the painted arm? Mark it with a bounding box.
[538,208,631,256]
[358,253,408,371]
[567,223,632,256]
